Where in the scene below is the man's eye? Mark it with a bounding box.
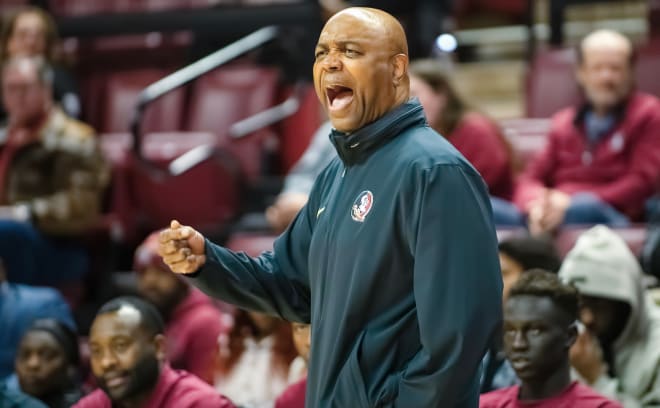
[315,50,327,59]
[345,49,360,57]
[529,328,541,336]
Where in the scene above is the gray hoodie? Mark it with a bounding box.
[560,225,660,408]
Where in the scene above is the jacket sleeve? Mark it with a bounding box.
[186,177,321,323]
[588,112,660,217]
[397,164,503,406]
[513,126,560,212]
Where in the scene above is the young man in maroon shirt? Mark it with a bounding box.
[480,270,622,408]
[514,29,660,235]
[74,297,234,408]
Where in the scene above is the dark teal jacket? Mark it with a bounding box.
[189,100,503,407]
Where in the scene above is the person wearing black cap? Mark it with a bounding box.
[14,318,83,408]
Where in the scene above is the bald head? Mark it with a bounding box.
[578,29,633,66]
[313,7,410,132]
[576,29,634,114]
[328,8,408,56]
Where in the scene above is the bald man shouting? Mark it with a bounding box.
[159,8,502,407]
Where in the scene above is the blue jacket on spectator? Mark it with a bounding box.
[0,281,75,379]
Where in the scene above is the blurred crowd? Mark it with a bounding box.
[1,2,659,408]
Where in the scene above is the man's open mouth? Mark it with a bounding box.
[326,85,354,111]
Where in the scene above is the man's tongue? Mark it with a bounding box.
[330,89,353,110]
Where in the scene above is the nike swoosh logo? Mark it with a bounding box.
[317,207,326,218]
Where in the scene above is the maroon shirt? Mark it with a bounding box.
[480,382,622,408]
[449,112,514,199]
[514,92,660,219]
[73,365,235,408]
[166,289,228,384]
[275,377,306,408]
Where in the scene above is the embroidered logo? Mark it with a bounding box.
[610,132,624,152]
[351,190,374,222]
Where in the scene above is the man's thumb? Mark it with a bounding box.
[171,220,181,229]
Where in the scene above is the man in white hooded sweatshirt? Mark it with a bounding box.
[559,225,660,407]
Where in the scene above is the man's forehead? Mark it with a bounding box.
[91,306,144,339]
[505,295,563,320]
[318,10,385,44]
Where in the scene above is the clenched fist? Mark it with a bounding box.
[158,220,207,274]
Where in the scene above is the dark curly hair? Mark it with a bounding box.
[509,269,579,322]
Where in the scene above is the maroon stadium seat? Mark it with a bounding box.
[102,69,186,133]
[276,83,324,174]
[100,132,242,240]
[185,64,281,182]
[555,226,647,258]
[225,232,277,257]
[525,48,581,118]
[49,0,113,16]
[636,39,660,98]
[500,118,551,169]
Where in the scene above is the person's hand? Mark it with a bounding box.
[526,193,548,236]
[539,189,570,232]
[570,326,606,384]
[158,220,206,274]
[527,189,570,235]
[265,193,308,234]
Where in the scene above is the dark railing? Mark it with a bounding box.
[129,25,304,175]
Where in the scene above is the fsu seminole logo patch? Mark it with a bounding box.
[351,190,374,222]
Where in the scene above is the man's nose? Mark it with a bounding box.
[99,351,118,370]
[323,51,342,71]
[25,353,41,370]
[511,331,528,350]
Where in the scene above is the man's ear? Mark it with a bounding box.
[391,53,408,86]
[153,334,167,361]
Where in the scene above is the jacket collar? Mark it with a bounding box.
[329,98,426,166]
[573,93,632,128]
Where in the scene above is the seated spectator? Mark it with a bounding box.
[482,236,562,393]
[0,6,81,119]
[134,231,229,384]
[560,225,660,406]
[0,258,75,379]
[480,270,622,408]
[275,322,310,408]
[514,30,660,235]
[215,310,298,408]
[409,59,521,226]
[74,296,235,408]
[0,379,47,408]
[15,318,83,408]
[266,120,334,233]
[0,56,109,286]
